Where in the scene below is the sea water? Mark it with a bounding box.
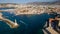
[0,8,50,34]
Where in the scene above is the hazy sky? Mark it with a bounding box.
[0,0,59,3]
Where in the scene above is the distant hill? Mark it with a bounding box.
[0,1,60,5]
[0,3,18,5]
[26,1,60,5]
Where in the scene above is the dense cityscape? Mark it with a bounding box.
[0,4,60,15]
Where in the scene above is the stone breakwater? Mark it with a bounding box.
[0,13,19,28]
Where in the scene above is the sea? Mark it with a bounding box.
[0,7,50,34]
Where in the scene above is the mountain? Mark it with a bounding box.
[0,3,18,5]
[26,1,60,5]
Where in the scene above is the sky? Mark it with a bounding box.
[0,0,59,4]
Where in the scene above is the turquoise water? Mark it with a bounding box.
[0,8,50,34]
